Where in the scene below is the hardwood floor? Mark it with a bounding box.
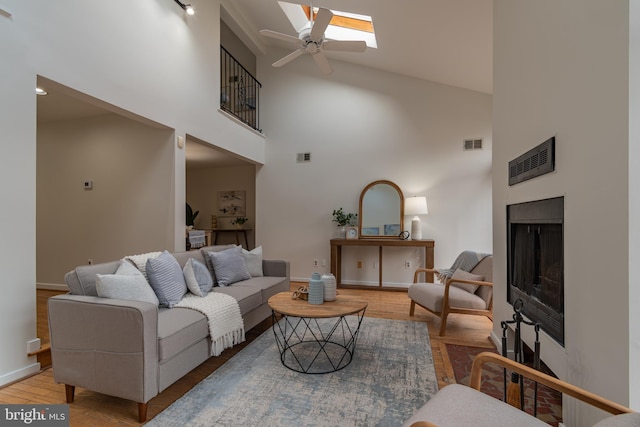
[1,284,494,426]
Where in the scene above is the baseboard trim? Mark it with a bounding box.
[0,362,41,388]
[37,282,69,291]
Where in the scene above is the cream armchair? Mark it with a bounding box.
[408,255,493,336]
[404,352,636,427]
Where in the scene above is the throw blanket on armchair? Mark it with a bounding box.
[175,292,245,356]
[436,251,491,283]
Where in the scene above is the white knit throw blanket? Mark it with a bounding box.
[174,292,245,356]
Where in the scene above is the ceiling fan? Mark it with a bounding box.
[259,7,367,75]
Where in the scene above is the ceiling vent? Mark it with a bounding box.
[463,139,483,151]
[509,137,555,186]
[296,152,311,163]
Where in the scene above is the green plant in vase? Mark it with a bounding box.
[231,216,248,229]
[332,208,357,238]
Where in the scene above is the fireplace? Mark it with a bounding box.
[507,197,564,345]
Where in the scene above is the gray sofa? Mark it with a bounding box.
[47,245,290,422]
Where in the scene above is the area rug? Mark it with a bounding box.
[148,318,437,427]
[446,343,562,426]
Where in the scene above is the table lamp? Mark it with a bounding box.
[405,196,428,240]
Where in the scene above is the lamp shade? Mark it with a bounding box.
[405,196,428,216]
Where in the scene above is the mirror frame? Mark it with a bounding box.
[358,180,404,239]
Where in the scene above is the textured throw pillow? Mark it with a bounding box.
[242,245,263,277]
[208,246,251,286]
[96,260,159,306]
[183,258,214,297]
[146,251,187,307]
[450,269,484,294]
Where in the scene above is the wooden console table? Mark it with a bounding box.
[330,238,435,291]
[211,229,251,249]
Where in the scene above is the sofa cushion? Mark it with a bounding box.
[242,246,263,277]
[402,384,548,427]
[183,258,213,297]
[68,260,120,296]
[234,276,290,305]
[450,268,484,294]
[207,246,251,286]
[172,250,206,268]
[146,251,188,308]
[157,307,209,362]
[212,286,262,315]
[95,261,159,306]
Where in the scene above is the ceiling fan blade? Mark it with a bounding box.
[272,49,306,68]
[310,7,333,41]
[322,40,367,53]
[312,51,333,75]
[259,29,302,46]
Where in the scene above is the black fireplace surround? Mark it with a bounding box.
[507,197,564,345]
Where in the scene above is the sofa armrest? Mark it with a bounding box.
[262,259,290,278]
[48,294,159,404]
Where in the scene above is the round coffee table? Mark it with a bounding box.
[268,292,368,374]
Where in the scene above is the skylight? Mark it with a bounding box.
[278,1,377,49]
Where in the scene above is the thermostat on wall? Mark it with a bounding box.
[83,180,93,190]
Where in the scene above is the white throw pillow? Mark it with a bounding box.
[183,258,214,297]
[450,268,484,294]
[242,245,263,277]
[96,260,159,306]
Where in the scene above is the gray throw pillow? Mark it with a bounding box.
[208,246,251,286]
[242,245,263,277]
[146,250,187,307]
[450,268,484,294]
[96,260,159,306]
[183,258,213,297]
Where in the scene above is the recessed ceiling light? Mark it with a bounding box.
[35,87,48,96]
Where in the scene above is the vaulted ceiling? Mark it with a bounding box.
[225,0,493,94]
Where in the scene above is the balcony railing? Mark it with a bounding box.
[220,46,262,132]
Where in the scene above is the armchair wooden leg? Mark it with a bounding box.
[439,310,449,336]
[65,384,75,403]
[409,300,416,316]
[138,402,148,423]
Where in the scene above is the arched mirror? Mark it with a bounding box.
[359,180,404,239]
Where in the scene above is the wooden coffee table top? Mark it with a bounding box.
[268,292,368,318]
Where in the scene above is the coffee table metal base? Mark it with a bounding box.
[271,310,366,374]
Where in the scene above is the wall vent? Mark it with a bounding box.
[463,139,483,151]
[296,152,311,163]
[508,137,555,186]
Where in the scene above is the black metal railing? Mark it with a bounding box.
[220,46,262,132]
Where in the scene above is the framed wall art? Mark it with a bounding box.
[218,190,246,217]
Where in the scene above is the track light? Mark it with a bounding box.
[174,0,194,15]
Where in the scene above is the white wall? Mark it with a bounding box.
[37,114,175,287]
[629,0,640,409]
[0,0,264,386]
[256,50,493,283]
[493,1,635,424]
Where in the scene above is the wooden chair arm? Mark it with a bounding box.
[413,268,438,283]
[470,352,634,416]
[444,278,493,289]
[410,422,438,427]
